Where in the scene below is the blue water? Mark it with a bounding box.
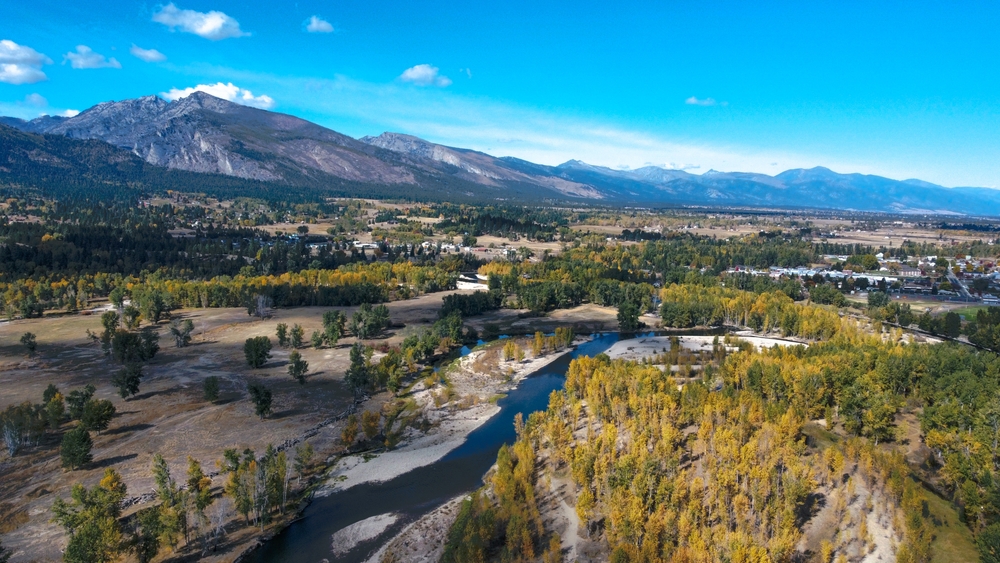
[249,333,624,563]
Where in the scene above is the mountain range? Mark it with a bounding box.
[3,92,999,215]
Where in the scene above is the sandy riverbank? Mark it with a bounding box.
[320,337,591,495]
[605,332,808,361]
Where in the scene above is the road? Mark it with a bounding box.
[947,273,975,300]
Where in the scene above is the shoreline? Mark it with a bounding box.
[319,336,592,495]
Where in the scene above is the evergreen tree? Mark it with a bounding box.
[248,383,273,419]
[60,426,93,470]
[203,376,220,402]
[244,336,272,368]
[287,350,309,384]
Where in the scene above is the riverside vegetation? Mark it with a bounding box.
[2,193,1000,562]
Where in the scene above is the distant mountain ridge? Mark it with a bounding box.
[4,93,1000,215]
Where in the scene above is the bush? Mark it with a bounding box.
[244,336,273,368]
[60,425,93,469]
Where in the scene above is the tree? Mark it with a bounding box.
[944,311,962,338]
[244,336,273,368]
[346,342,371,399]
[60,425,93,469]
[349,303,390,339]
[122,305,141,330]
[46,393,66,429]
[44,383,60,403]
[51,469,127,563]
[288,350,309,385]
[310,330,324,348]
[111,363,143,399]
[979,522,1000,563]
[247,383,273,420]
[187,456,213,525]
[323,311,345,345]
[151,454,185,549]
[128,506,163,563]
[867,290,890,309]
[168,318,194,348]
[532,331,544,357]
[203,376,220,402]
[294,442,314,483]
[275,323,289,347]
[341,414,359,446]
[81,400,116,434]
[20,331,37,357]
[66,384,96,421]
[618,300,641,331]
[361,410,381,440]
[290,324,305,348]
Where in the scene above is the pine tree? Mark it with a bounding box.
[60,425,93,469]
[288,351,309,384]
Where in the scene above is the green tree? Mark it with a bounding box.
[617,300,641,331]
[288,350,309,385]
[81,400,116,434]
[60,425,93,470]
[322,310,345,344]
[244,336,273,368]
[310,330,324,348]
[44,383,61,403]
[122,305,141,330]
[345,342,371,399]
[867,290,890,309]
[46,393,66,429]
[66,384,96,421]
[979,522,1000,563]
[51,468,127,563]
[20,331,37,357]
[275,323,289,347]
[944,311,962,338]
[203,376,220,402]
[248,383,273,420]
[290,324,305,348]
[128,506,163,563]
[294,442,314,483]
[111,363,143,399]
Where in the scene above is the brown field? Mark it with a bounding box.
[0,290,476,563]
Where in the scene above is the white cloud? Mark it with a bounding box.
[666,162,700,171]
[0,39,51,84]
[61,109,80,117]
[64,45,122,69]
[399,64,452,87]
[152,3,248,40]
[685,96,717,106]
[24,93,47,107]
[160,82,275,109]
[305,16,334,33]
[131,44,166,62]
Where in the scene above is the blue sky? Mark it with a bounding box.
[2,1,999,187]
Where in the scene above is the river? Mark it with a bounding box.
[249,331,717,562]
